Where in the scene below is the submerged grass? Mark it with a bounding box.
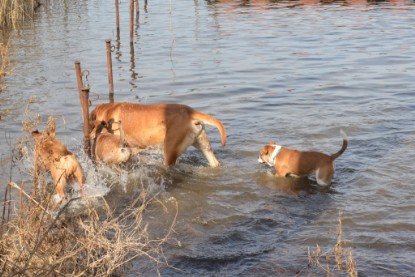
[0,0,39,90]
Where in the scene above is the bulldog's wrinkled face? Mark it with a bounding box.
[258,144,277,166]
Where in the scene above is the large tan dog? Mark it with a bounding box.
[258,130,348,186]
[90,102,227,167]
[90,119,131,165]
[32,130,84,198]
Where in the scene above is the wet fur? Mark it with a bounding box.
[258,130,348,186]
[90,119,131,165]
[90,102,227,167]
[32,130,84,198]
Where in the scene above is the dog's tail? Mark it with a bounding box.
[191,111,227,147]
[331,129,348,160]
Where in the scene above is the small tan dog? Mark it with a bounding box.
[32,129,84,198]
[258,130,348,186]
[90,102,227,167]
[90,119,131,165]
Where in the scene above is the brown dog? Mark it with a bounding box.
[90,119,131,165]
[32,130,84,198]
[258,130,348,186]
[90,102,227,167]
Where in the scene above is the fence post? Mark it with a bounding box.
[115,0,120,35]
[130,0,134,45]
[106,39,114,102]
[75,61,91,158]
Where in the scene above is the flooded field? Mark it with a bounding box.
[1,0,415,275]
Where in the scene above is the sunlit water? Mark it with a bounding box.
[1,0,415,275]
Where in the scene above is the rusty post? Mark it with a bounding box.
[115,0,120,35]
[130,0,134,45]
[75,61,91,158]
[135,0,139,16]
[106,39,114,103]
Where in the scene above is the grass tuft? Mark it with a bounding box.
[298,212,358,277]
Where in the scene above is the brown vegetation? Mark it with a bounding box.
[0,38,13,78]
[0,0,39,29]
[1,181,177,276]
[297,212,358,276]
[1,115,178,276]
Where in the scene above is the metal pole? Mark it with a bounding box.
[74,61,91,158]
[106,39,114,102]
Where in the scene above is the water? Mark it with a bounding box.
[1,0,415,275]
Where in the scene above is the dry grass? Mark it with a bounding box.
[0,114,178,276]
[1,182,177,276]
[0,38,13,78]
[0,0,38,29]
[298,212,358,277]
[0,0,38,89]
[0,37,13,92]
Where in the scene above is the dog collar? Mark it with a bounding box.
[269,145,282,164]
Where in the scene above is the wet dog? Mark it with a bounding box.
[90,119,131,165]
[258,130,348,186]
[32,129,84,198]
[90,102,227,167]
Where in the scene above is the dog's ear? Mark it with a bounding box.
[31,130,41,138]
[31,130,43,143]
[46,116,56,138]
[46,129,56,138]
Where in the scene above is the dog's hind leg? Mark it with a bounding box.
[315,166,334,186]
[164,129,190,166]
[193,130,221,167]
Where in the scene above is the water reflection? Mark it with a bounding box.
[206,0,414,8]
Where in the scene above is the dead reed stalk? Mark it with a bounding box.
[299,212,358,277]
[0,179,177,276]
[0,38,13,79]
[0,0,38,29]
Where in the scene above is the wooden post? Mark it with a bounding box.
[106,39,114,103]
[75,61,91,158]
[115,0,120,35]
[135,0,139,16]
[130,0,134,45]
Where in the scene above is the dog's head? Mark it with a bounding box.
[31,130,50,145]
[258,143,281,166]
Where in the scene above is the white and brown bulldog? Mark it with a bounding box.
[32,129,85,198]
[90,119,132,165]
[90,102,227,167]
[258,130,348,186]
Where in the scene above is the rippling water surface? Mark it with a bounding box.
[1,0,415,275]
